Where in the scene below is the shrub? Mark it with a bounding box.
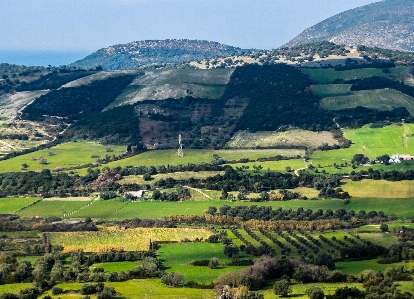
[208,257,219,269]
[52,287,63,295]
[273,279,292,297]
[161,272,184,287]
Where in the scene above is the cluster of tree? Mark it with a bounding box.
[350,168,414,182]
[340,243,387,260]
[214,256,346,292]
[114,161,226,177]
[357,45,414,65]
[223,64,335,132]
[209,205,374,222]
[276,41,350,60]
[334,106,410,128]
[187,167,342,193]
[21,74,136,121]
[151,185,191,201]
[67,104,143,145]
[328,276,414,299]
[0,169,92,198]
[378,243,414,264]
[16,70,96,91]
[79,282,116,299]
[333,58,395,71]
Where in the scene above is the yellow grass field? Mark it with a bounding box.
[226,129,338,149]
[342,179,414,198]
[49,227,212,253]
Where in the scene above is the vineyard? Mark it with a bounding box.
[226,227,378,262]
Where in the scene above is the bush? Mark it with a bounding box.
[161,272,184,287]
[305,286,324,299]
[208,257,219,269]
[52,287,63,295]
[273,279,292,297]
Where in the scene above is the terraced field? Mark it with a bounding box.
[320,88,414,115]
[107,68,233,108]
[301,68,388,84]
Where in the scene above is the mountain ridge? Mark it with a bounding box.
[70,39,248,70]
[284,0,414,52]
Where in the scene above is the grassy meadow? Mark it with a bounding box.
[0,141,126,173]
[15,198,345,220]
[91,261,140,273]
[345,197,414,220]
[43,280,215,299]
[310,124,414,168]
[0,197,38,213]
[320,88,414,115]
[158,242,252,284]
[16,199,92,218]
[301,68,388,84]
[342,179,414,198]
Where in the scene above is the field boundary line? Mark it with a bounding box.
[15,198,42,213]
[102,201,129,220]
[185,186,212,200]
[64,198,97,218]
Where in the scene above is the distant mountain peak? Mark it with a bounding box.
[70,39,246,70]
[285,0,414,52]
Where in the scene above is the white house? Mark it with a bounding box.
[389,154,414,163]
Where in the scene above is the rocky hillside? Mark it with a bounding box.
[70,39,247,70]
[285,0,414,52]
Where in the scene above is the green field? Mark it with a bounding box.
[0,283,33,295]
[44,280,215,299]
[320,88,414,115]
[16,198,344,220]
[0,197,38,213]
[16,199,92,218]
[75,148,305,175]
[158,242,252,284]
[345,197,414,220]
[310,84,352,96]
[310,124,414,168]
[336,259,414,275]
[301,68,388,84]
[342,180,414,198]
[91,261,140,273]
[0,141,126,173]
[105,199,344,220]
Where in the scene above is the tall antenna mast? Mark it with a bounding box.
[177,134,184,157]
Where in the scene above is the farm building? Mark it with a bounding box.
[124,190,145,199]
[389,154,414,163]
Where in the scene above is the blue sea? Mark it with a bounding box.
[0,50,90,67]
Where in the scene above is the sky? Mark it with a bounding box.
[0,0,380,66]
